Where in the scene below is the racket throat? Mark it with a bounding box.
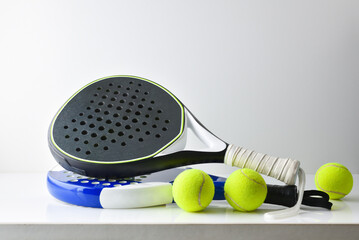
[156,108,227,157]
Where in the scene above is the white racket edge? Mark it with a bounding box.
[99,182,173,208]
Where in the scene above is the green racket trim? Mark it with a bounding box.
[50,75,185,164]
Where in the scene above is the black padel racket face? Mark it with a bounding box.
[49,75,300,189]
[51,76,184,162]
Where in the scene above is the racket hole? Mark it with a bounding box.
[114,91,119,94]
[138,83,142,87]
[104,111,110,115]
[84,140,89,144]
[138,138,144,142]
[117,85,122,88]
[80,121,86,125]
[116,106,122,111]
[87,107,91,110]
[145,114,149,118]
[125,125,131,130]
[126,87,131,91]
[131,95,137,99]
[90,100,94,103]
[152,124,157,128]
[135,111,141,115]
[138,104,144,108]
[89,124,95,128]
[141,98,146,102]
[72,119,76,123]
[123,116,129,120]
[151,101,155,104]
[86,151,91,155]
[64,126,68,129]
[123,93,128,97]
[97,87,102,90]
[107,104,114,108]
[98,126,105,131]
[162,127,167,131]
[121,142,126,146]
[91,133,97,138]
[155,134,161,138]
[95,109,101,113]
[115,122,121,127]
[128,135,133,139]
[108,129,114,133]
[109,83,113,87]
[74,137,79,141]
[103,146,109,150]
[135,128,140,132]
[111,139,116,143]
[98,102,104,106]
[135,89,140,93]
[118,131,124,136]
[125,109,132,113]
[81,130,88,135]
[88,115,93,119]
[97,117,103,121]
[94,143,99,147]
[120,99,125,104]
[148,107,153,111]
[106,89,110,93]
[94,93,99,97]
[113,113,119,118]
[142,122,147,125]
[79,112,84,116]
[144,92,149,95]
[157,110,162,113]
[129,102,135,106]
[65,135,70,139]
[145,131,150,135]
[73,128,78,132]
[132,118,138,123]
[76,148,81,152]
[129,81,134,84]
[101,136,107,140]
[106,120,112,124]
[165,120,170,124]
[111,97,117,101]
[155,117,160,121]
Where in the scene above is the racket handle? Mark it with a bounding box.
[224,144,300,184]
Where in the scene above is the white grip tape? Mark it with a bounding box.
[224,144,300,185]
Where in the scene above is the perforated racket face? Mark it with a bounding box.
[50,76,184,163]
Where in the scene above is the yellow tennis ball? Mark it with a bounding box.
[224,168,267,212]
[315,163,353,200]
[172,169,215,212]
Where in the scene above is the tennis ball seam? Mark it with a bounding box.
[224,192,247,211]
[240,169,266,189]
[315,165,347,196]
[198,172,205,208]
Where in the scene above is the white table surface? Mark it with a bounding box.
[1,166,358,240]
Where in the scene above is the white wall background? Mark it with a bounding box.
[0,0,358,174]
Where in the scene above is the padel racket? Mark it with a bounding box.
[48,167,331,209]
[48,75,305,219]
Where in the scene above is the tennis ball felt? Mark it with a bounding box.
[315,163,353,200]
[172,169,215,212]
[224,168,267,212]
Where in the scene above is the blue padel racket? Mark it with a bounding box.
[47,167,224,208]
[48,167,331,209]
[48,75,306,218]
